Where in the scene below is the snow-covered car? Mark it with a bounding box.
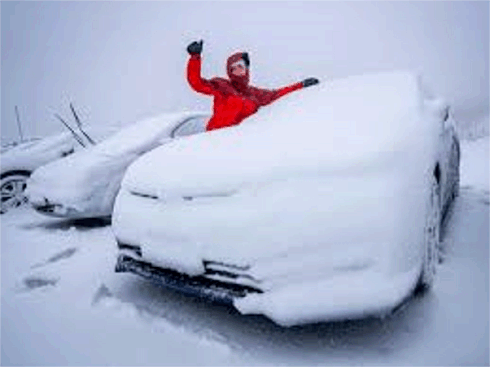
[1,136,73,213]
[1,126,114,214]
[26,112,209,219]
[112,71,460,326]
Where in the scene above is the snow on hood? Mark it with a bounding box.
[26,111,208,213]
[1,121,127,175]
[122,70,436,199]
[1,133,78,174]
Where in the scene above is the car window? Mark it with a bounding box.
[171,116,208,138]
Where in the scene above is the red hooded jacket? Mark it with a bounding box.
[187,52,304,131]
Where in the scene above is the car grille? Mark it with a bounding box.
[203,260,260,287]
[116,242,262,303]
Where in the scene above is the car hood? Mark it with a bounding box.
[1,133,77,174]
[122,71,438,200]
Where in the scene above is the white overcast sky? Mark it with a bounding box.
[1,1,488,144]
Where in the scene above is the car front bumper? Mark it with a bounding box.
[233,265,420,326]
[115,246,420,327]
[115,253,262,305]
[30,196,111,220]
[31,201,83,218]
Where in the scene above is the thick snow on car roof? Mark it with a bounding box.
[122,70,438,198]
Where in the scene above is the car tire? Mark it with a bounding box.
[1,172,30,214]
[415,173,441,293]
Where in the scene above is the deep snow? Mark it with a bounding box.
[112,71,444,326]
[1,134,488,365]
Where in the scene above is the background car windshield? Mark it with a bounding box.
[171,116,208,138]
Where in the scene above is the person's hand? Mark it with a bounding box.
[302,77,319,88]
[187,40,203,55]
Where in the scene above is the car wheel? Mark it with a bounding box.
[415,173,441,293]
[0,172,30,214]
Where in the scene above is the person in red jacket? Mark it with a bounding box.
[186,40,319,131]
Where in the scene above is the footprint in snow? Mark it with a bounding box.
[21,276,59,291]
[31,247,78,269]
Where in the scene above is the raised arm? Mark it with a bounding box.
[254,77,320,107]
[186,40,216,96]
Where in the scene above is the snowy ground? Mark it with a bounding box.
[1,135,488,366]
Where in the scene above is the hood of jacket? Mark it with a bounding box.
[226,52,250,91]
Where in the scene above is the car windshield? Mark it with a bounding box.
[171,116,208,138]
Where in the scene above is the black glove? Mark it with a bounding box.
[242,52,250,67]
[187,40,203,55]
[302,77,319,88]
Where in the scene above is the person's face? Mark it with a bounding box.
[230,61,247,77]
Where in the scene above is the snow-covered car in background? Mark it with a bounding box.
[26,112,209,219]
[1,136,75,213]
[112,71,460,326]
[0,115,122,214]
